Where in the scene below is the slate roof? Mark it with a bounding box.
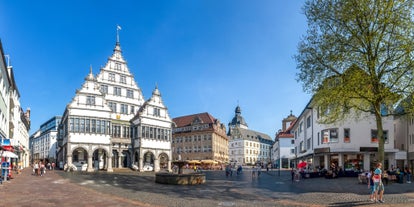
[229,105,248,127]
[237,127,273,143]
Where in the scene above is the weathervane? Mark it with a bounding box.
[116,25,122,44]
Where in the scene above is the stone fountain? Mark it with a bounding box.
[155,160,206,185]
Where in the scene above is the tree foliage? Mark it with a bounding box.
[295,0,414,164]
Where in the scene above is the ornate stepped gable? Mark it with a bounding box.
[95,41,145,119]
[68,66,111,114]
[136,86,171,120]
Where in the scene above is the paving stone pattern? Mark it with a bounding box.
[1,168,414,207]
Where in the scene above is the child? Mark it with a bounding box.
[367,168,376,202]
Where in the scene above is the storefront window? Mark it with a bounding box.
[344,154,363,171]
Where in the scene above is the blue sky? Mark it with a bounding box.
[0,0,310,137]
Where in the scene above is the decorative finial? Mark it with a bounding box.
[89,64,93,74]
[116,25,122,45]
[153,83,161,96]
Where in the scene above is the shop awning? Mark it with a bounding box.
[201,160,218,164]
[187,160,201,164]
[1,150,18,158]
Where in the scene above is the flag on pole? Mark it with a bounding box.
[117,25,122,30]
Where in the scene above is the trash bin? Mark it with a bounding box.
[1,162,10,181]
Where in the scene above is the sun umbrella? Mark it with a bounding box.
[1,151,18,158]
[298,161,307,168]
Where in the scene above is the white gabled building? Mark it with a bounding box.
[292,99,401,172]
[228,105,273,166]
[0,41,10,141]
[272,112,296,169]
[1,41,31,169]
[59,67,113,172]
[130,86,173,172]
[95,40,145,169]
[57,31,172,172]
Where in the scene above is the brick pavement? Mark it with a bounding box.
[1,168,414,207]
[0,169,153,207]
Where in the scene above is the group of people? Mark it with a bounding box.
[387,165,412,184]
[32,161,55,176]
[225,164,243,177]
[251,165,261,178]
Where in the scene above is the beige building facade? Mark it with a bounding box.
[172,113,228,165]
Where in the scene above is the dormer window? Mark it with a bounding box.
[192,116,203,125]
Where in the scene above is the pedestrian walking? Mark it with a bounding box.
[34,162,39,176]
[252,166,256,178]
[373,162,385,203]
[40,162,45,176]
[405,167,411,183]
[225,164,231,177]
[236,165,242,175]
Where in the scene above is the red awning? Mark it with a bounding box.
[2,146,14,151]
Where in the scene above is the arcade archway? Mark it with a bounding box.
[92,148,108,170]
[143,151,155,171]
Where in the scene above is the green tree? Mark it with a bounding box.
[295,0,414,165]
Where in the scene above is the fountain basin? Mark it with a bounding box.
[155,172,206,185]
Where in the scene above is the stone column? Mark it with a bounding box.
[66,154,72,171]
[338,153,343,169]
[363,153,370,171]
[118,151,123,168]
[167,160,171,172]
[324,154,329,169]
[139,156,143,172]
[87,154,94,172]
[154,158,159,172]
[107,155,113,172]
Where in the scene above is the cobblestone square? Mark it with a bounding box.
[1,169,413,207]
